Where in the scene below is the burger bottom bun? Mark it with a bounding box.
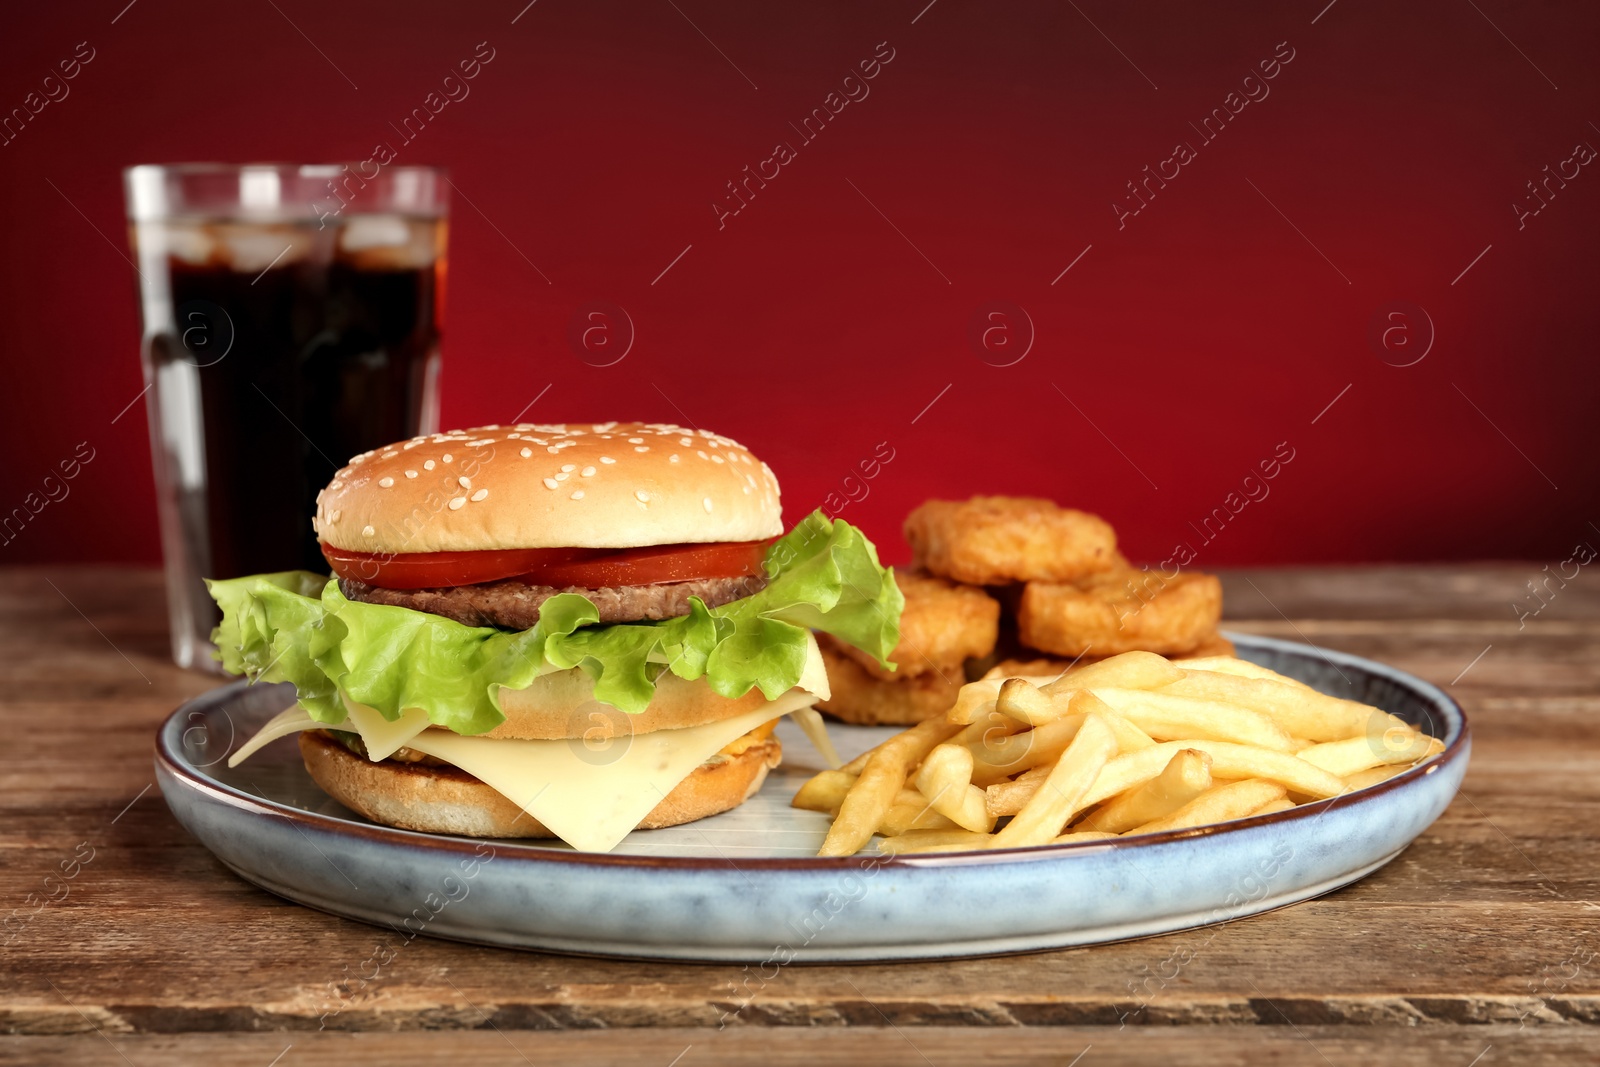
[299,730,781,839]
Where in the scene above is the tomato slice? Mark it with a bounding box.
[323,540,774,590]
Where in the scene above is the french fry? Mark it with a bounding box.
[879,799,960,835]
[1073,690,1157,752]
[810,646,1439,857]
[915,744,992,832]
[949,707,1024,748]
[1076,748,1214,834]
[1342,763,1413,791]
[792,769,856,813]
[819,717,965,856]
[882,839,1000,854]
[990,714,1117,848]
[1176,656,1312,688]
[995,677,1072,725]
[877,829,995,853]
[948,678,1007,725]
[969,713,1085,785]
[984,778,1035,819]
[990,738,1346,818]
[1127,779,1288,836]
[1143,740,1344,800]
[1041,650,1187,696]
[1089,688,1295,751]
[1158,670,1403,743]
[1297,729,1434,777]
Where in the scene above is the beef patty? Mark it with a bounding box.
[339,573,767,630]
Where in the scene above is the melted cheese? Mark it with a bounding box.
[405,687,819,852]
[224,635,831,851]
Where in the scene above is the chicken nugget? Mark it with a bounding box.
[1017,570,1223,658]
[816,643,963,726]
[904,496,1118,585]
[832,570,1000,681]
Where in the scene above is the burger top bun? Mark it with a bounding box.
[314,422,783,554]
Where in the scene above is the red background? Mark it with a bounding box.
[1,0,1594,569]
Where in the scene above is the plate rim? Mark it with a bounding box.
[155,631,1470,871]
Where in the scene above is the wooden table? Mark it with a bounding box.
[2,565,1596,1066]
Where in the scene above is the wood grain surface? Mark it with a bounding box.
[1,564,1596,1066]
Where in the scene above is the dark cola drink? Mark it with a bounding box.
[126,165,447,668]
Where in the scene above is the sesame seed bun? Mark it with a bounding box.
[314,422,783,554]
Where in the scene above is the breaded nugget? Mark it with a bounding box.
[816,643,963,726]
[831,570,1000,681]
[904,496,1118,585]
[1017,570,1222,658]
[1175,630,1235,659]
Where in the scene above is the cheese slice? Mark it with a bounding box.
[224,635,833,851]
[339,696,432,761]
[227,704,319,768]
[404,687,819,852]
[791,706,843,769]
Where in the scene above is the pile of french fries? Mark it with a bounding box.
[795,651,1445,856]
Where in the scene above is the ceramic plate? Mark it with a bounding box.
[155,633,1469,962]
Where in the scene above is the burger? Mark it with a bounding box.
[209,422,902,852]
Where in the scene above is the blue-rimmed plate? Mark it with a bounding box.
[154,633,1469,962]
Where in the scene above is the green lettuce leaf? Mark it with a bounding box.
[207,510,902,734]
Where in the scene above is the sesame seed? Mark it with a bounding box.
[581,466,596,477]
[424,460,436,470]
[561,464,576,473]
[556,472,569,481]
[697,450,709,460]
[680,437,694,446]
[362,524,375,536]
[378,477,394,488]
[547,446,560,454]
[712,455,724,464]
[669,454,680,463]
[520,448,533,458]
[458,476,471,489]
[543,478,558,490]
[628,437,644,444]
[330,510,342,522]
[443,454,454,464]
[571,490,585,500]
[404,470,418,479]
[600,456,616,465]
[449,497,466,510]
[635,490,650,503]
[703,497,713,512]
[634,446,649,452]
[471,488,488,501]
